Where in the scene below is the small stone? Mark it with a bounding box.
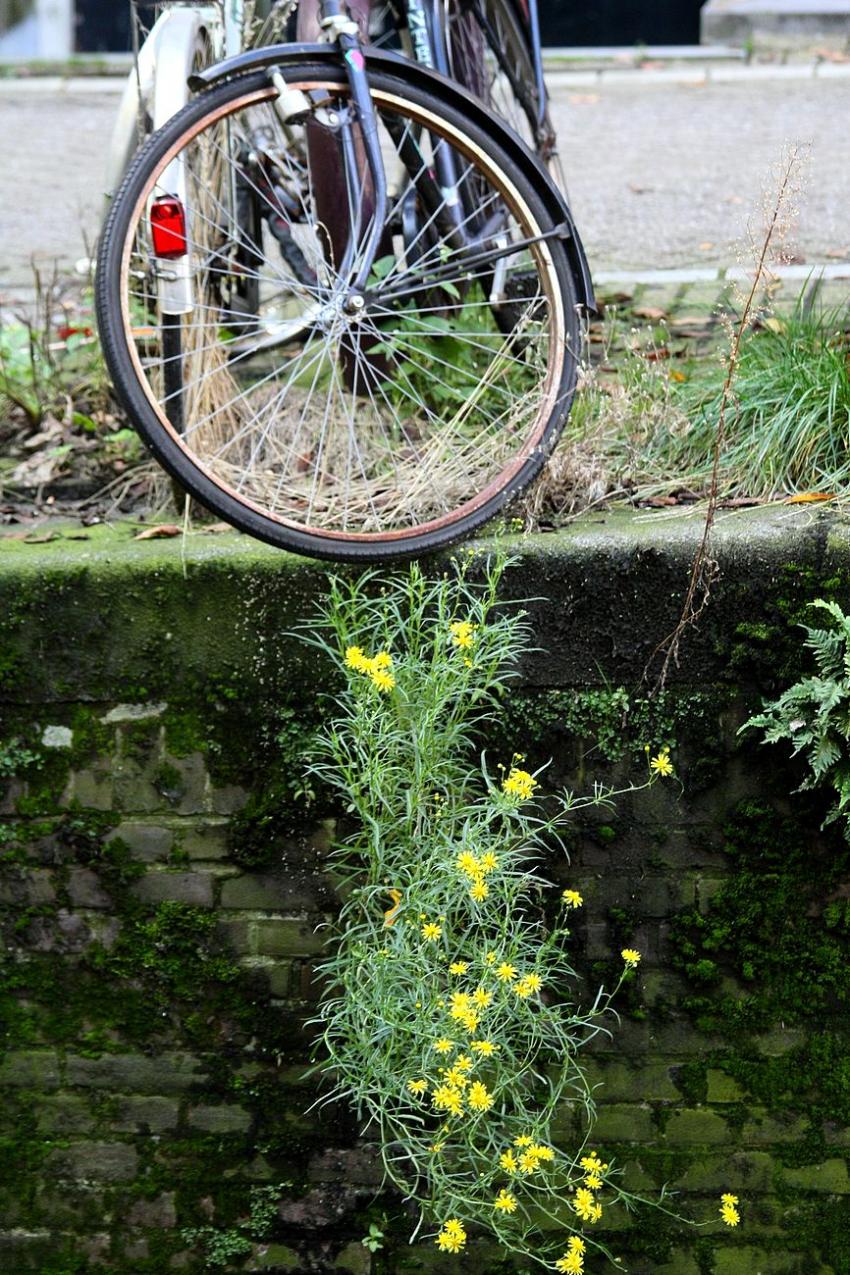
[101,703,168,724]
[41,725,72,749]
[188,1105,252,1134]
[126,1193,177,1228]
[252,1243,300,1271]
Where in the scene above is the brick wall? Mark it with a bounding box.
[1,511,849,1274]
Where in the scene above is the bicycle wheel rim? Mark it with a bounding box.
[101,68,578,556]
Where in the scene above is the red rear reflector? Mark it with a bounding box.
[150,196,187,259]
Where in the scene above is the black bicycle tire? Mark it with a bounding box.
[96,62,580,563]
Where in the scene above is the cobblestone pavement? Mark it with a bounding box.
[1,69,849,289]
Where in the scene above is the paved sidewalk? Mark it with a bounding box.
[1,63,849,290]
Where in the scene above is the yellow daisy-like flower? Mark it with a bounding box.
[371,651,393,670]
[580,1153,603,1172]
[434,1037,454,1054]
[584,1172,602,1190]
[449,961,469,976]
[485,951,497,965]
[501,767,538,801]
[450,991,470,1014]
[721,1193,739,1206]
[515,973,542,998]
[720,1195,740,1227]
[467,1081,494,1112]
[499,1150,518,1173]
[555,1254,583,1275]
[562,889,583,909]
[513,1135,534,1147]
[445,1065,470,1090]
[471,1040,496,1056]
[407,1079,428,1095]
[621,948,641,967]
[572,1188,597,1222]
[435,1219,467,1253]
[472,986,492,1008]
[432,1084,464,1116]
[494,1190,517,1214]
[455,1053,473,1072]
[344,645,370,671]
[456,851,480,878]
[568,1238,586,1256]
[422,922,442,941]
[650,748,674,777]
[518,1148,540,1174]
[479,851,499,874]
[449,620,477,650]
[533,1144,555,1162]
[430,1142,444,1154]
[371,667,396,693]
[470,879,489,902]
[496,962,517,982]
[460,1009,480,1033]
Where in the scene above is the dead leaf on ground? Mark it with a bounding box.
[633,305,668,321]
[644,348,670,361]
[24,531,61,544]
[200,522,235,534]
[826,247,850,260]
[718,498,762,509]
[670,370,688,383]
[698,242,715,252]
[785,492,835,504]
[133,524,181,541]
[628,183,655,195]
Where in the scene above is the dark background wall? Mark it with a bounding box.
[75,0,705,52]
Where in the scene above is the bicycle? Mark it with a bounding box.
[96,0,594,561]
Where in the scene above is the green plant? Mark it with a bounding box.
[361,1220,386,1253]
[180,1185,284,1268]
[743,599,850,837]
[301,554,687,1271]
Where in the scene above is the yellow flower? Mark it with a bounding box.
[621,948,641,967]
[436,1218,467,1253]
[497,962,516,982]
[454,1053,473,1071]
[456,851,480,878]
[432,1084,464,1116]
[472,986,492,1008]
[430,1142,444,1154]
[555,1254,583,1275]
[407,1079,428,1095]
[371,651,392,670]
[449,961,469,976]
[501,767,538,800]
[580,1153,603,1172]
[720,1195,740,1227]
[450,992,470,1013]
[344,645,370,671]
[572,1188,597,1222]
[468,1081,493,1112]
[422,922,442,941]
[518,1148,540,1174]
[479,851,499,874]
[371,667,396,693]
[499,1150,517,1173]
[562,889,583,909]
[445,1065,470,1090]
[515,973,542,998]
[459,1009,479,1033]
[470,879,489,902]
[471,1040,496,1056]
[533,1144,554,1162]
[650,748,674,777]
[584,1172,602,1189]
[721,1193,739,1206]
[449,620,477,650]
[568,1238,586,1256]
[485,951,497,965]
[493,1190,517,1214]
[434,1038,454,1055]
[513,1135,534,1147]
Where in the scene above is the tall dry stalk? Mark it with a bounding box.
[646,143,807,690]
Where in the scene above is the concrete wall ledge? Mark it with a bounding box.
[0,506,846,701]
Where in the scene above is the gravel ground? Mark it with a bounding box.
[0,72,849,288]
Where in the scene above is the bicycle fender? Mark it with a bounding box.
[189,43,596,314]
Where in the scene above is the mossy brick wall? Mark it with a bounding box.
[2,509,850,1275]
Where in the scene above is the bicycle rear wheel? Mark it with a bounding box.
[96,62,580,561]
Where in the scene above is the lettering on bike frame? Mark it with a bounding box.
[405,0,435,68]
